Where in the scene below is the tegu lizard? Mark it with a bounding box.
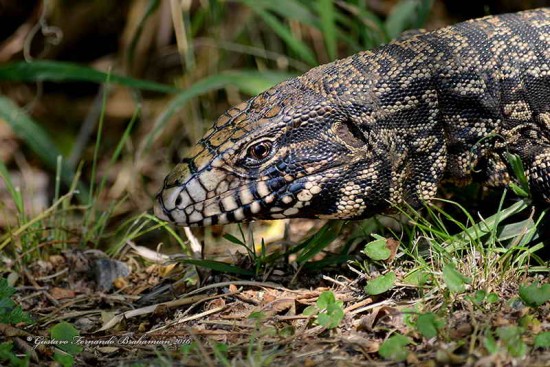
[155,8,550,227]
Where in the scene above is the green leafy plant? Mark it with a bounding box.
[402,268,430,287]
[211,342,230,367]
[303,291,345,329]
[0,342,30,367]
[442,263,471,293]
[467,290,500,307]
[415,312,445,339]
[534,332,550,349]
[505,152,530,198]
[0,279,32,367]
[364,271,396,295]
[379,333,411,362]
[519,282,550,307]
[50,322,83,367]
[0,278,32,325]
[484,326,528,358]
[362,234,392,261]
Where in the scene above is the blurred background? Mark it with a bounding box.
[0,0,549,257]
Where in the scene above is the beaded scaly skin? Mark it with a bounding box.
[155,9,550,226]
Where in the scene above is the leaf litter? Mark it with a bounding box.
[2,227,548,366]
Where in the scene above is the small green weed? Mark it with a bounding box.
[303,291,345,329]
[414,312,445,339]
[0,278,32,325]
[364,272,397,296]
[378,333,411,362]
[0,278,32,367]
[362,234,393,261]
[519,282,550,307]
[50,322,83,367]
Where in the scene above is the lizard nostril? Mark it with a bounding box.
[175,195,182,207]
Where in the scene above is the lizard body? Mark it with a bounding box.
[155,8,550,226]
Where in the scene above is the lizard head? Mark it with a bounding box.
[155,73,392,226]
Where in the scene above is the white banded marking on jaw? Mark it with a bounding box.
[188,211,203,223]
[250,201,261,214]
[182,193,273,226]
[215,180,229,195]
[239,188,255,205]
[197,200,265,225]
[221,196,239,212]
[193,181,272,214]
[203,201,221,217]
[163,176,287,225]
[170,211,188,223]
[283,207,299,216]
[176,190,192,208]
[199,170,222,192]
[257,181,270,197]
[186,178,206,202]
[233,207,245,221]
[218,213,228,224]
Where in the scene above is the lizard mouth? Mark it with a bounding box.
[154,159,290,226]
[153,160,329,226]
[154,181,278,226]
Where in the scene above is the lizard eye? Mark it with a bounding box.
[247,141,273,161]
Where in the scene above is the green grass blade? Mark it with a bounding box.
[498,218,536,243]
[0,191,75,251]
[247,0,381,53]
[0,96,60,169]
[387,0,434,39]
[243,1,317,65]
[317,0,337,60]
[414,0,434,28]
[143,213,188,252]
[446,199,529,252]
[296,221,344,263]
[181,259,255,276]
[0,61,178,93]
[349,3,389,46]
[126,0,161,68]
[243,0,318,27]
[0,161,25,218]
[0,96,83,195]
[142,70,295,151]
[303,254,352,270]
[88,83,109,206]
[330,2,388,49]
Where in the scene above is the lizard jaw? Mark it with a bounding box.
[154,183,276,227]
[154,161,282,226]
